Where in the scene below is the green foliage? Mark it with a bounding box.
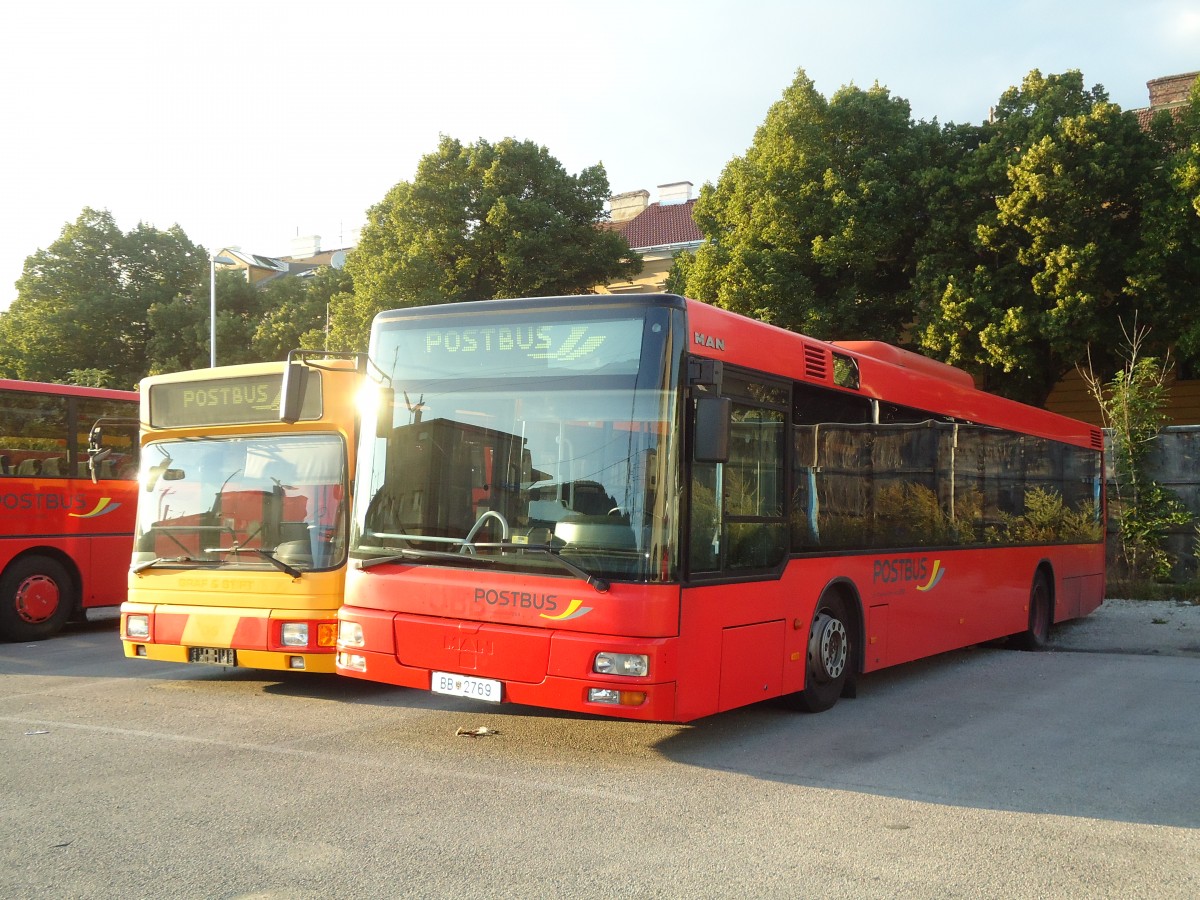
[875,482,982,546]
[0,208,207,388]
[680,70,938,340]
[985,488,1105,545]
[0,206,358,383]
[664,250,694,296]
[914,70,1177,405]
[1161,77,1200,366]
[1083,327,1193,580]
[334,136,642,350]
[250,266,351,360]
[67,368,112,388]
[145,268,264,373]
[674,67,1200,410]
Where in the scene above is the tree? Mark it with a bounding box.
[914,70,1170,405]
[144,267,264,374]
[332,136,641,350]
[0,208,207,387]
[1082,324,1191,582]
[676,69,940,341]
[251,266,352,360]
[1155,76,1200,367]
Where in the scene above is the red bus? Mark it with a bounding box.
[0,379,139,641]
[335,294,1105,721]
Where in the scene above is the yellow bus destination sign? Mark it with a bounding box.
[148,372,322,428]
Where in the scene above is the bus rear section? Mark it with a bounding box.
[120,355,361,672]
[336,294,1105,721]
[0,379,139,641]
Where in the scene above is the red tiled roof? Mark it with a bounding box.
[614,199,702,250]
[1132,104,1187,130]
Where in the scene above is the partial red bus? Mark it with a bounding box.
[0,379,139,641]
[335,294,1105,722]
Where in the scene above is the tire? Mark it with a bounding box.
[1013,572,1052,651]
[790,591,855,713]
[0,557,75,642]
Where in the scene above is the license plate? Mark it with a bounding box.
[431,671,502,702]
[188,647,237,666]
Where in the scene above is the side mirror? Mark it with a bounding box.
[376,387,396,439]
[693,396,731,463]
[280,361,308,424]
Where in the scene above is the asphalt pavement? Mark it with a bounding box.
[1049,597,1200,656]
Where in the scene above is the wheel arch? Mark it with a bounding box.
[1034,558,1056,623]
[819,575,866,676]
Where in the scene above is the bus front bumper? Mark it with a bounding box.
[335,607,679,722]
[120,603,338,673]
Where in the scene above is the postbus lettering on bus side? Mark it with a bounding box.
[1,490,90,513]
[873,557,930,584]
[873,556,947,593]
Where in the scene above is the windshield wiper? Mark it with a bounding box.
[251,549,303,579]
[202,546,303,579]
[357,541,609,593]
[506,544,610,593]
[357,545,455,570]
[131,556,211,574]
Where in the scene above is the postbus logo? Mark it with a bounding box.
[873,556,945,592]
[539,598,592,622]
[70,497,122,519]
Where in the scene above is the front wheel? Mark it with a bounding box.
[0,556,76,642]
[789,592,855,713]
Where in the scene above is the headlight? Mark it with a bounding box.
[281,623,309,647]
[593,652,649,677]
[588,688,648,706]
[126,615,150,639]
[338,621,364,647]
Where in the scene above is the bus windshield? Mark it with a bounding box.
[353,303,682,583]
[133,433,347,573]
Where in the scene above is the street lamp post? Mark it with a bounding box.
[210,252,236,367]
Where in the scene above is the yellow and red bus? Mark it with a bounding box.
[335,295,1105,721]
[120,352,363,672]
[0,379,139,641]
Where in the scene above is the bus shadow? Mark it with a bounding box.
[651,647,1200,830]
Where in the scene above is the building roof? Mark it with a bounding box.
[613,198,702,251]
[222,248,288,273]
[1131,70,1197,130]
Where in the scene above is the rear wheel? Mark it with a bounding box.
[0,557,75,642]
[790,592,854,713]
[1013,572,1052,651]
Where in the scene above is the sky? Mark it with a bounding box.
[2,0,1198,311]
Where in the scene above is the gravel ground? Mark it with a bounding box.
[1049,597,1200,657]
